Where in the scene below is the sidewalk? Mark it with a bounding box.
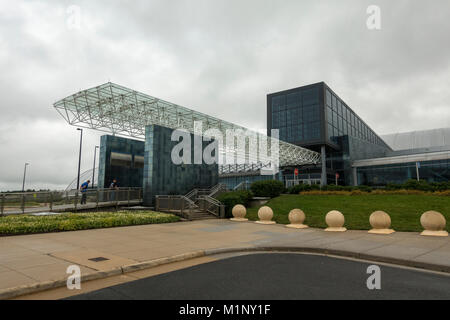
[1,219,449,297]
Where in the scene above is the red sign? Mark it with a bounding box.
[294,169,299,176]
[336,173,340,179]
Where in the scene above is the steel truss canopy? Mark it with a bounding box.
[54,82,320,168]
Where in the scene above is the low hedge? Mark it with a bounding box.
[0,211,180,236]
[299,189,450,196]
[286,179,450,194]
[250,180,285,198]
[217,191,254,218]
[386,180,450,192]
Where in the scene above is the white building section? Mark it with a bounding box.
[382,128,450,151]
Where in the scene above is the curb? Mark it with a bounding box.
[0,251,205,300]
[206,246,450,274]
[1,246,449,300]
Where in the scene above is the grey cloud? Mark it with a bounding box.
[0,0,449,190]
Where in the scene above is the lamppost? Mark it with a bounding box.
[92,145,99,189]
[76,128,83,191]
[22,163,29,192]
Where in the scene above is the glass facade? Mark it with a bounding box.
[325,88,390,150]
[357,159,450,186]
[268,82,392,186]
[219,174,277,191]
[143,125,219,205]
[269,85,322,144]
[98,135,145,189]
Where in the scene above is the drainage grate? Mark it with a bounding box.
[88,257,109,262]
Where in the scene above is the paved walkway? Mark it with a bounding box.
[0,219,449,296]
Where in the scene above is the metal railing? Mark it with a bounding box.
[185,184,227,201]
[155,184,227,220]
[233,181,251,191]
[197,195,225,218]
[155,195,198,219]
[208,184,227,198]
[0,188,143,216]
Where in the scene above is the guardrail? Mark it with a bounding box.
[198,195,225,218]
[155,195,198,219]
[233,181,251,191]
[0,188,143,216]
[209,184,227,198]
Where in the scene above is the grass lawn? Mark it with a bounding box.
[0,210,180,236]
[246,194,450,232]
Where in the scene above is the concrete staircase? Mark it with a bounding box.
[155,184,227,221]
[186,209,219,221]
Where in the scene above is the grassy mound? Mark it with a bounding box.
[246,194,450,232]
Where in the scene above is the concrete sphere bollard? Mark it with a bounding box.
[286,209,308,229]
[325,210,347,232]
[368,211,395,235]
[230,204,248,222]
[420,211,448,237]
[255,206,276,225]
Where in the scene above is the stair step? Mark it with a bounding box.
[186,210,218,220]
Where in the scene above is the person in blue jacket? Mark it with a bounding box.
[80,180,90,204]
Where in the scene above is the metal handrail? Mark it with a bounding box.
[155,195,199,219]
[198,195,224,217]
[208,184,227,197]
[1,187,142,197]
[184,189,198,201]
[233,181,251,191]
[0,188,143,216]
[198,195,221,206]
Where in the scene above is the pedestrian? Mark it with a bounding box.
[109,179,118,201]
[80,180,90,204]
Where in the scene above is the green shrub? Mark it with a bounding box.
[357,185,373,193]
[403,179,432,191]
[288,184,312,194]
[385,183,402,191]
[431,182,450,192]
[321,185,352,192]
[0,211,180,236]
[217,190,254,218]
[250,180,285,198]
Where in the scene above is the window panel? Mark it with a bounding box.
[286,92,300,109]
[279,111,286,127]
[304,122,321,140]
[326,106,333,125]
[326,90,332,107]
[303,104,320,122]
[302,88,319,106]
[338,101,343,116]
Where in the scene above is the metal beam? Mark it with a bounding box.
[54,83,321,172]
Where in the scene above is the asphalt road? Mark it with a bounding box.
[67,253,450,300]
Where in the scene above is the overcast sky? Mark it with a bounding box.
[0,0,449,191]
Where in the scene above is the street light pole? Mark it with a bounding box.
[22,163,29,192]
[92,145,99,189]
[416,162,420,181]
[76,128,83,191]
